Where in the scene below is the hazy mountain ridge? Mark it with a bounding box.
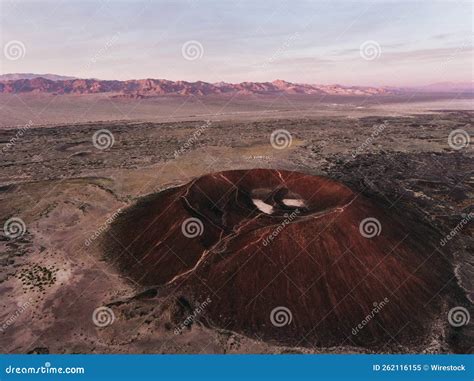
[0,73,78,81]
[0,74,471,97]
[0,76,393,97]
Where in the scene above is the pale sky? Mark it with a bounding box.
[0,0,472,86]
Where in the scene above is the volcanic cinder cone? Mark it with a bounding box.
[107,169,452,348]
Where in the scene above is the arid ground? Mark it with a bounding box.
[0,95,472,354]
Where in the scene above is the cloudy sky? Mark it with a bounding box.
[0,0,472,86]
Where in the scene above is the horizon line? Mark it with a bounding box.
[1,73,473,89]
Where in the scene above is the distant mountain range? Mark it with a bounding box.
[0,73,471,97]
[413,82,474,93]
[0,73,78,81]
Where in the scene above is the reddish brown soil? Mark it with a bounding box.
[107,169,452,348]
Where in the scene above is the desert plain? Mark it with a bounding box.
[0,93,472,354]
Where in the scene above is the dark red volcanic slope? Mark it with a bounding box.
[107,169,452,347]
